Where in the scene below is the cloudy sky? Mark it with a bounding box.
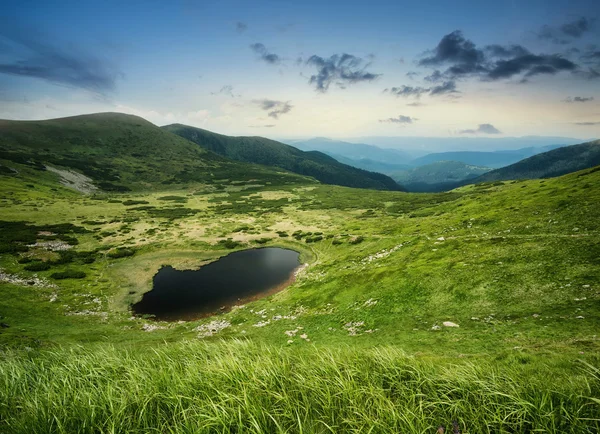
[0,0,599,139]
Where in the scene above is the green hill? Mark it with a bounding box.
[472,140,600,183]
[391,160,490,192]
[163,124,403,191]
[0,113,311,192]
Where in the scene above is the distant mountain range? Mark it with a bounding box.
[163,125,403,191]
[284,137,587,191]
[391,161,491,192]
[409,146,565,168]
[471,140,600,183]
[1,113,597,195]
[337,136,586,152]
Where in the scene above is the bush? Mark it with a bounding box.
[122,200,149,206]
[51,270,86,279]
[219,239,242,249]
[107,248,135,259]
[349,236,365,245]
[24,261,51,271]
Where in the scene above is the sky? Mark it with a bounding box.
[0,0,599,141]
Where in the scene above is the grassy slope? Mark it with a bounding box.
[0,113,312,191]
[391,160,491,192]
[0,140,599,431]
[163,123,403,191]
[474,140,600,182]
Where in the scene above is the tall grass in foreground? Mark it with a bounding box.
[0,340,598,433]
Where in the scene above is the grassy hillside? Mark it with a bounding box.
[473,140,600,182]
[0,113,312,192]
[1,118,599,432]
[391,160,491,192]
[163,124,403,191]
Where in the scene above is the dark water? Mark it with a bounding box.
[132,248,300,321]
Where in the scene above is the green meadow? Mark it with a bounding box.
[1,152,599,432]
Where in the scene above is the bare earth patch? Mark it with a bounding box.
[45,165,98,194]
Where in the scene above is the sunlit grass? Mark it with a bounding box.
[1,340,598,434]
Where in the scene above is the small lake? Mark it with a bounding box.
[132,247,300,321]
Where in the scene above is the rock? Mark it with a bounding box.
[532,314,539,318]
[443,321,459,328]
[431,325,442,331]
[1,323,10,328]
[437,237,445,241]
[576,316,584,319]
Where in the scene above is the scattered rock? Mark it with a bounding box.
[142,323,166,332]
[443,321,459,328]
[194,320,230,337]
[0,323,9,328]
[431,325,442,331]
[363,298,378,307]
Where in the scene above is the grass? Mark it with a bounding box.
[1,141,599,431]
[1,340,598,434]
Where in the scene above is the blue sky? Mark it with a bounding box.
[0,0,599,139]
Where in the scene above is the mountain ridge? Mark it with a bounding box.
[163,124,404,191]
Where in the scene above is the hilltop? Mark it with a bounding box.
[163,124,403,191]
[0,113,312,192]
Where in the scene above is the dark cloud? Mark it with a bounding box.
[429,80,458,95]
[417,30,579,82]
[253,99,292,119]
[574,121,600,126]
[249,124,276,128]
[211,85,239,98]
[561,17,593,38]
[305,53,380,92]
[384,85,429,98]
[459,123,501,134]
[379,115,417,124]
[539,17,595,44]
[485,44,529,58]
[236,22,248,33]
[406,71,419,79]
[580,49,600,74]
[564,96,594,103]
[250,43,281,65]
[424,70,443,82]
[488,54,577,80]
[0,25,120,94]
[406,101,425,107]
[384,80,458,98]
[420,30,485,67]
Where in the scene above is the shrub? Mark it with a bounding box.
[51,270,86,279]
[107,248,135,258]
[349,236,365,245]
[219,239,242,249]
[122,200,149,206]
[24,262,51,271]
